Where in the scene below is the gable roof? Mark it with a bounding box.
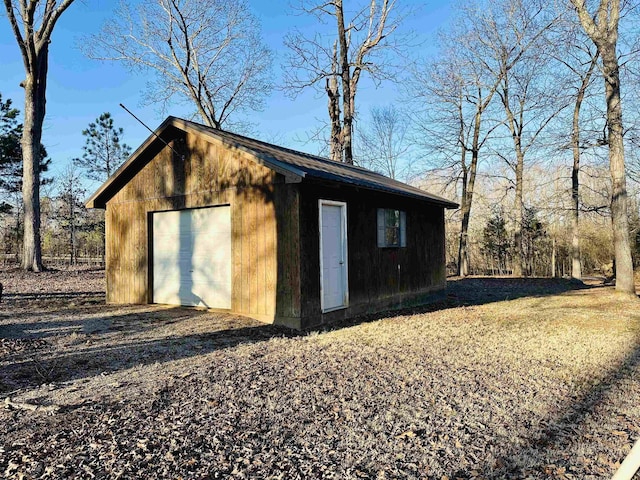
[86,116,458,209]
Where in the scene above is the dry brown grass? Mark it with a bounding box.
[1,270,639,479]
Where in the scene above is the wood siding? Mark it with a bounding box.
[105,131,301,324]
[102,126,448,330]
[298,183,446,328]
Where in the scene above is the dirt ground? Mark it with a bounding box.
[1,268,639,479]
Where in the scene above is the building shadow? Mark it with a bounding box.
[444,276,600,306]
[472,339,640,478]
[2,277,625,413]
[0,304,299,393]
[320,276,600,332]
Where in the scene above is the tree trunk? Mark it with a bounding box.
[602,47,635,293]
[551,236,557,278]
[335,0,353,164]
[500,76,525,277]
[21,109,43,272]
[14,205,21,262]
[571,0,634,293]
[326,37,342,162]
[457,144,468,276]
[458,144,480,278]
[462,109,482,276]
[21,53,47,272]
[571,126,582,280]
[513,146,524,277]
[326,74,342,162]
[101,211,106,266]
[69,196,75,266]
[570,52,598,281]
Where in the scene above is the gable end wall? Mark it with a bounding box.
[104,131,301,324]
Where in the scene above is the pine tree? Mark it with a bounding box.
[0,94,51,259]
[521,207,548,276]
[481,210,511,275]
[0,94,21,214]
[74,113,131,183]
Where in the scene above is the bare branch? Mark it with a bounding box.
[283,0,410,163]
[84,0,272,129]
[2,1,29,71]
[36,0,73,49]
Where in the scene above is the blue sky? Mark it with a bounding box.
[0,0,452,188]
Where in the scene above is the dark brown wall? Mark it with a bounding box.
[298,182,446,328]
[104,131,301,324]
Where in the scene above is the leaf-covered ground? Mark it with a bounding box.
[1,269,639,479]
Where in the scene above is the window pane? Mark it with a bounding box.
[378,209,404,247]
[385,209,400,228]
[386,226,399,246]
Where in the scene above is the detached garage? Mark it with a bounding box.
[86,116,457,329]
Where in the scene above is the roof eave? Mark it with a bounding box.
[301,174,458,208]
[85,116,180,210]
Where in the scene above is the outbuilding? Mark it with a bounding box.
[86,116,458,329]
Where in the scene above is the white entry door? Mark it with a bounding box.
[152,206,231,309]
[319,200,348,312]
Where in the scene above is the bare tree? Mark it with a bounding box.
[411,0,552,277]
[3,0,75,271]
[475,0,564,276]
[86,0,272,130]
[284,0,406,164]
[553,26,600,280]
[411,49,501,276]
[55,165,85,266]
[356,105,410,179]
[571,0,636,293]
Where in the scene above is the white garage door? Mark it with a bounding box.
[152,206,231,309]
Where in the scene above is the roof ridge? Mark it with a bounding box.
[86,115,458,209]
[173,117,456,208]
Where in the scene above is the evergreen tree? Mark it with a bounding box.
[0,94,21,214]
[521,207,548,276]
[0,94,51,209]
[74,112,131,183]
[481,210,511,275]
[0,94,51,259]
